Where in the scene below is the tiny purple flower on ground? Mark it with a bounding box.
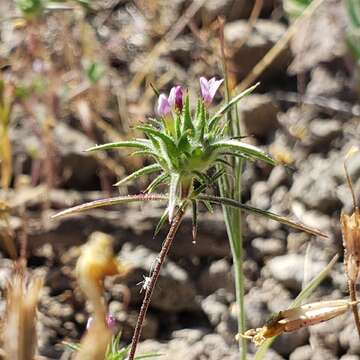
[168,85,183,112]
[157,94,171,116]
[200,76,224,105]
[86,313,117,331]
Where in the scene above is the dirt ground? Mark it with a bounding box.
[0,0,360,359]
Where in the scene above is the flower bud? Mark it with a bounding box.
[168,85,183,112]
[157,94,171,117]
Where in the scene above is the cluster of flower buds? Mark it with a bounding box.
[157,76,223,117]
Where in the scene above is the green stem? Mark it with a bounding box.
[229,221,247,359]
[219,20,247,359]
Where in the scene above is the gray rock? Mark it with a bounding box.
[308,119,342,147]
[252,237,285,258]
[113,306,159,340]
[273,328,309,357]
[201,294,228,327]
[339,323,360,354]
[239,94,279,138]
[243,279,291,329]
[289,1,347,74]
[251,181,271,209]
[306,66,346,98]
[201,0,274,24]
[225,20,290,79]
[198,259,234,295]
[137,332,238,360]
[268,166,290,192]
[53,122,99,188]
[261,349,286,360]
[290,154,342,214]
[340,355,360,360]
[118,244,199,312]
[266,254,327,291]
[289,345,313,360]
[310,348,338,360]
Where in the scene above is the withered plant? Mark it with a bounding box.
[341,150,360,337]
[2,263,43,360]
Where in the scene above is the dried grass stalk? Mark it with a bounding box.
[341,208,360,283]
[2,268,43,360]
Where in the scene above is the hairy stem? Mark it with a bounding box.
[349,280,360,338]
[128,207,186,360]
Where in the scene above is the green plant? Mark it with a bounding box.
[53,79,326,360]
[65,333,161,360]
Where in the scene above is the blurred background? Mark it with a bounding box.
[0,0,360,359]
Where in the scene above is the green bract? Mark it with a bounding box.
[87,83,275,221]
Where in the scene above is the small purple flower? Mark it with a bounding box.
[168,85,183,112]
[157,94,171,117]
[106,313,117,330]
[86,313,117,331]
[200,77,224,105]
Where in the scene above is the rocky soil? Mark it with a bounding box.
[0,0,360,359]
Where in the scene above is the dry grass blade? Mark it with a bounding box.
[51,194,168,219]
[2,268,43,360]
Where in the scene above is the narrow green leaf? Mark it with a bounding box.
[181,94,194,133]
[196,101,206,142]
[215,158,233,168]
[158,137,176,170]
[347,0,360,27]
[154,208,169,237]
[131,150,159,159]
[114,164,162,186]
[197,195,328,238]
[254,254,338,360]
[168,173,181,222]
[192,169,225,196]
[209,83,260,130]
[192,170,211,185]
[177,131,191,154]
[86,140,151,152]
[201,199,214,213]
[211,139,276,166]
[51,194,168,219]
[195,98,202,123]
[145,173,169,193]
[192,200,198,241]
[175,113,181,140]
[138,126,178,157]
